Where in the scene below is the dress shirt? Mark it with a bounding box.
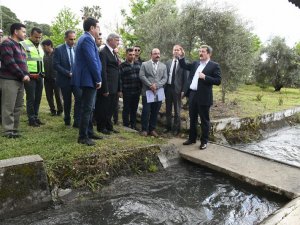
[106,44,115,57]
[152,60,158,74]
[168,59,177,84]
[190,60,209,91]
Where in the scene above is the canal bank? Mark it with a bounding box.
[1,108,300,221]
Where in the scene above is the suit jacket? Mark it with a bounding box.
[71,32,102,88]
[99,45,120,94]
[139,60,168,96]
[165,59,187,94]
[53,43,73,88]
[179,58,221,106]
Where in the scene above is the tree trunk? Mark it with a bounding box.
[221,85,226,103]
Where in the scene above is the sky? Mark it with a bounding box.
[1,0,300,46]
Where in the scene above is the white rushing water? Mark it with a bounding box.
[235,125,300,167]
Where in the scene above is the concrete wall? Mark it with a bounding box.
[0,155,52,219]
[213,107,300,131]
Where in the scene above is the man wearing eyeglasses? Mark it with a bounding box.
[54,30,82,128]
[133,45,143,65]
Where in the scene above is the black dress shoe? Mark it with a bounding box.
[78,138,95,146]
[183,140,196,145]
[99,128,111,135]
[36,119,45,125]
[29,120,40,127]
[89,134,103,140]
[199,143,207,150]
[163,128,171,133]
[2,132,20,138]
[173,130,180,136]
[109,129,119,134]
[57,111,63,116]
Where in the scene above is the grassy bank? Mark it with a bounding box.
[211,84,300,119]
[0,84,299,189]
[0,100,164,189]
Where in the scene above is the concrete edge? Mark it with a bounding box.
[260,197,300,225]
[211,142,300,169]
[0,155,43,168]
[179,152,298,199]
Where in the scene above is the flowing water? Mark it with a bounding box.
[234,125,300,167]
[3,125,300,225]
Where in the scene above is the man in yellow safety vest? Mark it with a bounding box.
[21,27,45,127]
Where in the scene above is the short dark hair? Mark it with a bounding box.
[200,45,213,54]
[31,27,42,35]
[10,23,26,36]
[126,48,134,54]
[83,17,99,32]
[41,39,53,47]
[65,30,75,38]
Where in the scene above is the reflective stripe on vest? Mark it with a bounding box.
[20,39,44,73]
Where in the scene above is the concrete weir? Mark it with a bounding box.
[168,138,300,224]
[0,155,52,219]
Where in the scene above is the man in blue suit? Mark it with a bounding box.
[179,45,221,150]
[53,30,81,127]
[71,17,102,146]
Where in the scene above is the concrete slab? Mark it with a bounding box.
[261,197,300,225]
[169,138,300,199]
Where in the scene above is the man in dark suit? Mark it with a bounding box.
[41,39,63,116]
[95,33,120,135]
[164,45,187,135]
[179,45,221,150]
[71,17,102,146]
[54,30,81,127]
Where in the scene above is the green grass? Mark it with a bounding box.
[212,84,300,119]
[0,84,299,188]
[0,93,164,177]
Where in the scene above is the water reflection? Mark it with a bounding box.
[2,162,285,225]
[235,125,300,167]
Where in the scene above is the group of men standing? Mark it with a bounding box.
[0,18,221,150]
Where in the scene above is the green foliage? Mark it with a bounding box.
[120,0,158,48]
[0,6,20,35]
[80,5,102,20]
[50,7,83,47]
[124,1,256,101]
[254,36,299,91]
[134,0,178,61]
[24,20,52,37]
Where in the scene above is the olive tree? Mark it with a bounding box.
[254,36,298,91]
[180,2,256,102]
[134,0,178,61]
[80,6,102,20]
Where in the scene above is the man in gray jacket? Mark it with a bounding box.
[139,48,167,137]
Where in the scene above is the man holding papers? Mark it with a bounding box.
[139,48,167,137]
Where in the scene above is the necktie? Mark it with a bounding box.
[112,50,118,62]
[153,62,157,74]
[69,47,74,67]
[171,60,177,86]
